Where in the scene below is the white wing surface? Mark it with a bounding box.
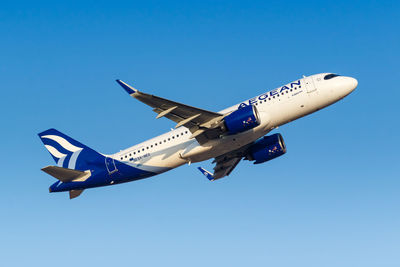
[116,80,225,143]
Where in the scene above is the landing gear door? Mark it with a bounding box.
[304,76,317,93]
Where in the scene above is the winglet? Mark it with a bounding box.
[116,79,138,94]
[197,167,215,181]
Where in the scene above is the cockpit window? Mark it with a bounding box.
[324,74,340,80]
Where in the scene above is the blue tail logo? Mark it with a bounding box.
[38,128,103,170]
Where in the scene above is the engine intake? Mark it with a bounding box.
[223,105,260,134]
[247,133,286,164]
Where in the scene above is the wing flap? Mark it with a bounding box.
[213,157,242,179]
[197,142,258,180]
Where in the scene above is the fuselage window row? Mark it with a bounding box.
[120,130,190,161]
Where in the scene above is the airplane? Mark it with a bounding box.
[38,73,357,199]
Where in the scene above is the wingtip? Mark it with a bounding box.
[116,79,137,94]
[198,167,215,181]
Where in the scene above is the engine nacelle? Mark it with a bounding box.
[247,133,286,164]
[223,105,261,134]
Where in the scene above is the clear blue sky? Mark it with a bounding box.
[1,1,399,266]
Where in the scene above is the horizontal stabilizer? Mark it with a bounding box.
[69,189,84,199]
[41,166,91,183]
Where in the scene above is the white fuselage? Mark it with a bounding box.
[113,73,357,174]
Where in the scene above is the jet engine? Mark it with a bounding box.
[223,105,261,134]
[246,133,286,164]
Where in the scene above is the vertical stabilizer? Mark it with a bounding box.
[38,128,104,171]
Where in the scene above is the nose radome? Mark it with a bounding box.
[347,77,358,92]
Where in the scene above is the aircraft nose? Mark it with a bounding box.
[348,77,358,92]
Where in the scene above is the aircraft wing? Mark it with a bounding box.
[116,80,224,143]
[197,141,259,180]
[198,157,242,181]
[198,146,249,180]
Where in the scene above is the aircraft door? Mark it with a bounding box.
[304,76,317,93]
[105,157,118,174]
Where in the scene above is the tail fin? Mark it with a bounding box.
[38,128,104,171]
